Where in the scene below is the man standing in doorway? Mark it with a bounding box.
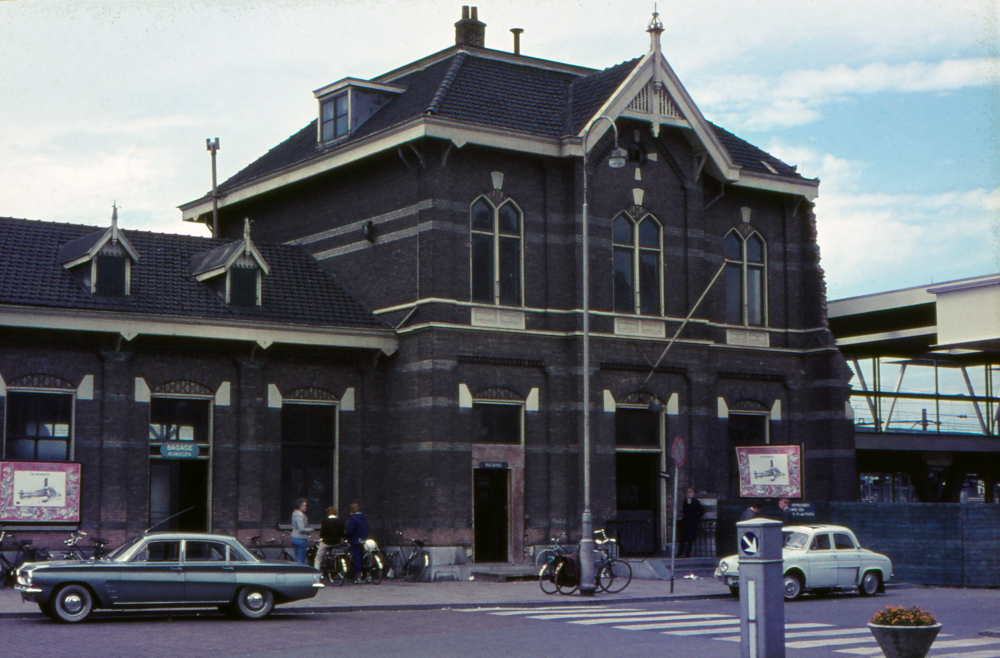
[678,488,704,558]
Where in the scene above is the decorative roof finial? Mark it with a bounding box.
[111,201,120,244]
[647,4,664,52]
[243,218,252,256]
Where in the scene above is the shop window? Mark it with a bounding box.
[470,197,522,306]
[281,402,337,525]
[724,230,767,326]
[612,212,662,315]
[3,392,73,461]
[472,402,522,445]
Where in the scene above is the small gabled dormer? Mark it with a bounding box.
[58,205,140,297]
[313,78,404,144]
[189,219,270,307]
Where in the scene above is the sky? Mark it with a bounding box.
[1,0,998,299]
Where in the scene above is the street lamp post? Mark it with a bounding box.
[578,117,626,595]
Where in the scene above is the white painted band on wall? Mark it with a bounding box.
[845,402,855,420]
[525,387,539,412]
[458,383,472,408]
[666,392,678,415]
[215,381,231,407]
[603,390,616,412]
[0,372,6,397]
[135,377,150,403]
[717,397,729,419]
[770,399,781,421]
[341,387,355,411]
[268,383,282,409]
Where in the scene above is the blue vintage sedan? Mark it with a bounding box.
[15,532,323,622]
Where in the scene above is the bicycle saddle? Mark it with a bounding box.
[413,540,425,548]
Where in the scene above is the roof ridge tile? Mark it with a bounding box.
[426,52,467,116]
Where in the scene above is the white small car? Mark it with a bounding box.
[714,525,893,600]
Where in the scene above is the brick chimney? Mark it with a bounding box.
[455,6,486,48]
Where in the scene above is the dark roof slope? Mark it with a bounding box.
[0,217,387,330]
[212,50,804,195]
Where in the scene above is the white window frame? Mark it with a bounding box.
[280,399,341,512]
[2,388,76,461]
[469,196,525,308]
[612,212,664,316]
[471,398,525,447]
[320,92,350,142]
[724,229,768,327]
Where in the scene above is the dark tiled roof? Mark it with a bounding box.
[57,228,109,265]
[0,217,388,330]
[213,50,804,196]
[709,122,802,178]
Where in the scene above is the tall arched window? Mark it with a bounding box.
[613,212,662,315]
[724,230,767,326]
[471,197,522,306]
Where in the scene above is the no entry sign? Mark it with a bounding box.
[670,436,686,467]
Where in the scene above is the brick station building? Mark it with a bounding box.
[2,8,854,561]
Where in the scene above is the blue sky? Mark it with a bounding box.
[1,0,997,299]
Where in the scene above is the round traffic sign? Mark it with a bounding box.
[670,436,686,467]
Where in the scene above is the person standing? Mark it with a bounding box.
[677,488,705,558]
[314,506,346,571]
[344,502,370,584]
[778,498,793,525]
[290,498,312,564]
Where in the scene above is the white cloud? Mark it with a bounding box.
[767,143,1000,298]
[692,58,998,131]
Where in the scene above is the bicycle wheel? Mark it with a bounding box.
[538,563,557,594]
[404,550,429,582]
[385,551,402,579]
[554,559,578,595]
[599,559,632,593]
[534,548,556,570]
[367,551,385,584]
[326,554,349,586]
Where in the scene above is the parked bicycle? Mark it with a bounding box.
[0,529,49,587]
[55,530,90,561]
[320,541,351,586]
[250,533,295,561]
[537,533,573,595]
[382,534,430,583]
[538,529,631,595]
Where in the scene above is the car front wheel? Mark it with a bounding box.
[52,584,93,623]
[859,570,881,596]
[782,573,804,601]
[235,586,275,620]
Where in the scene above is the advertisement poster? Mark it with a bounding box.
[736,445,802,498]
[0,461,82,523]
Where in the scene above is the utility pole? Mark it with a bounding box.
[206,138,221,237]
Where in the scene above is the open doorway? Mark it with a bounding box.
[149,460,208,531]
[473,468,509,562]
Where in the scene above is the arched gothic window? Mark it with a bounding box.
[724,230,767,326]
[613,212,662,315]
[470,197,522,306]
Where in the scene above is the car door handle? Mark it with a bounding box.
[222,566,234,571]
[170,566,183,571]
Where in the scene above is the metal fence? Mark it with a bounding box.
[606,519,716,558]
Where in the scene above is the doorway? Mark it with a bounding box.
[615,452,659,555]
[473,468,509,562]
[149,460,208,531]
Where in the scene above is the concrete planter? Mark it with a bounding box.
[868,623,942,658]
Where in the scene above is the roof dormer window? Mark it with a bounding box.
[189,218,270,307]
[58,204,139,297]
[321,94,349,142]
[314,78,404,144]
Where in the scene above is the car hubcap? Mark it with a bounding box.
[784,579,798,595]
[63,594,83,614]
[246,592,264,610]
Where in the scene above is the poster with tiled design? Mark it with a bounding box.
[0,461,82,523]
[736,445,802,498]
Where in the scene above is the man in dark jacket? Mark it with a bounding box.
[344,502,370,583]
[313,506,346,570]
[678,488,705,558]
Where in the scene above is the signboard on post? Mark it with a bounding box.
[670,436,686,468]
[0,461,82,523]
[735,445,802,498]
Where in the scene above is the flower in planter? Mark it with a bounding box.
[870,605,938,627]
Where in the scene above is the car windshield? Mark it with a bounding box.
[107,536,144,562]
[783,531,809,550]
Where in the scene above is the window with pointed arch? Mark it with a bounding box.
[724,230,767,326]
[470,197,522,306]
[612,212,662,315]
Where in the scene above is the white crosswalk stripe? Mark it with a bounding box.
[714,625,862,642]
[836,637,999,656]
[529,610,678,620]
[577,614,730,626]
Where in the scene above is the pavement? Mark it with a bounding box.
[0,573,732,619]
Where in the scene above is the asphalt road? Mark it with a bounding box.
[2,586,998,658]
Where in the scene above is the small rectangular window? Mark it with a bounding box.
[473,403,521,445]
[185,541,228,562]
[747,267,764,326]
[321,94,350,141]
[498,237,520,306]
[638,252,659,315]
[471,234,494,303]
[811,534,831,551]
[95,255,127,296]
[4,392,73,461]
[725,264,743,324]
[136,541,181,562]
[833,533,856,550]
[615,408,660,448]
[613,249,634,313]
[229,267,258,307]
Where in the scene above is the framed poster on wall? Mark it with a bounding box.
[735,445,802,498]
[0,461,82,523]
